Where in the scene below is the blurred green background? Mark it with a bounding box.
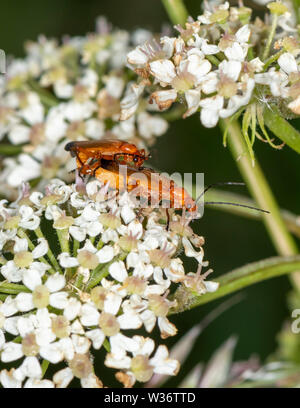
[1,0,300,386]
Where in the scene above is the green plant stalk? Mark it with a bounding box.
[161,0,189,26]
[206,55,220,67]
[263,107,300,154]
[262,13,278,61]
[293,0,300,24]
[220,119,300,289]
[263,49,285,71]
[103,338,111,353]
[170,255,300,313]
[205,188,300,239]
[41,360,50,378]
[56,229,69,254]
[87,252,127,290]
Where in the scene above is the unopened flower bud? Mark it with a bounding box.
[210,9,229,24]
[267,2,288,15]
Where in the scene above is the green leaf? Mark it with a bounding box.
[170,255,300,313]
[0,282,31,294]
[264,107,300,154]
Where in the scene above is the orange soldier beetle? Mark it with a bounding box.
[91,165,270,220]
[92,162,198,216]
[67,142,269,222]
[64,140,150,177]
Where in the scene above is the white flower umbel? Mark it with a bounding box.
[122,1,299,149]
[0,178,217,387]
[0,20,169,200]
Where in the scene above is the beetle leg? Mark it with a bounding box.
[166,208,170,231]
[91,159,103,177]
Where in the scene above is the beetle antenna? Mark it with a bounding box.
[195,182,245,204]
[194,182,269,214]
[205,201,270,214]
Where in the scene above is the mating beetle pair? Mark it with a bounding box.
[65,140,198,214]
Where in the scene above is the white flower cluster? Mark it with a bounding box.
[0,179,218,387]
[0,19,168,199]
[122,2,299,129]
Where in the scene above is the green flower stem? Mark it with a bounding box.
[205,188,300,240]
[103,338,111,353]
[34,227,62,273]
[87,252,127,290]
[206,55,220,67]
[97,239,104,250]
[263,107,300,155]
[0,282,30,294]
[73,238,80,257]
[263,49,285,71]
[220,119,300,289]
[56,229,69,254]
[41,360,50,378]
[262,13,278,61]
[17,228,35,251]
[0,295,7,301]
[74,273,84,290]
[56,229,72,278]
[170,255,300,314]
[161,0,189,26]
[0,144,23,156]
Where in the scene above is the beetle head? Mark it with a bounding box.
[64,142,77,157]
